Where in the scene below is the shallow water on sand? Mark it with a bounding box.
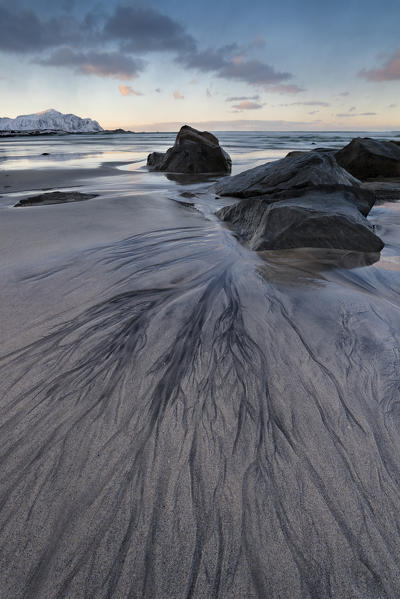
[0,132,400,598]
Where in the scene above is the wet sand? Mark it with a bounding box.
[0,163,129,195]
[1,142,400,598]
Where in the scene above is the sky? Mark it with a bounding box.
[0,0,399,131]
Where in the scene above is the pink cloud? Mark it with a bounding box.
[233,55,244,66]
[232,100,263,110]
[119,85,143,96]
[173,90,184,99]
[360,49,400,81]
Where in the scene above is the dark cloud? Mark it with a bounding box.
[339,91,350,96]
[220,59,290,85]
[103,6,196,54]
[37,48,146,80]
[0,5,86,53]
[177,44,297,91]
[226,95,260,102]
[0,3,302,92]
[360,50,400,81]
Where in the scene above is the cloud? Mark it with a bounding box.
[103,6,196,54]
[349,106,356,112]
[336,112,377,117]
[37,48,145,80]
[0,5,87,53]
[360,49,400,81]
[119,85,143,96]
[0,3,303,93]
[173,90,184,100]
[189,79,197,84]
[206,88,212,97]
[339,91,349,96]
[226,95,260,102]
[308,110,319,115]
[232,100,263,110]
[266,84,305,95]
[155,88,161,93]
[176,43,302,93]
[281,100,330,106]
[388,103,397,108]
[219,59,290,86]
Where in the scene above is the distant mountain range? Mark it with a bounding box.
[0,109,103,134]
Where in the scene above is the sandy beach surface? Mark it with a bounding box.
[1,132,400,598]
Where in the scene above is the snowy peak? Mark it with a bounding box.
[0,109,103,133]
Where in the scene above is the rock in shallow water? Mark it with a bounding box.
[216,151,359,198]
[335,137,400,179]
[216,151,383,252]
[218,186,384,252]
[14,191,98,207]
[147,125,232,174]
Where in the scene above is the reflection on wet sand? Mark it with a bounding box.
[257,247,381,285]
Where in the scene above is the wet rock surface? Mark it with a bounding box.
[216,151,383,252]
[218,186,384,252]
[336,137,400,179]
[216,151,359,198]
[147,125,232,174]
[14,191,98,207]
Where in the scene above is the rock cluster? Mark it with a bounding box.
[216,150,384,252]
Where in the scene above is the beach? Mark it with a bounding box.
[1,131,400,598]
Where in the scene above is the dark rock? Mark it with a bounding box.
[335,137,400,179]
[362,180,400,202]
[266,184,377,216]
[14,191,98,207]
[217,186,383,252]
[147,125,231,174]
[105,128,131,134]
[147,152,166,169]
[216,151,359,198]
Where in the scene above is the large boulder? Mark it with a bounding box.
[215,151,359,198]
[217,186,383,252]
[147,125,231,174]
[335,138,400,179]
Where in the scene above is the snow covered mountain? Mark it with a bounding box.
[0,109,103,133]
